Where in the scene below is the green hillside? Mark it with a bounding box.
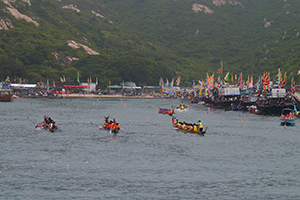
[1,0,300,86]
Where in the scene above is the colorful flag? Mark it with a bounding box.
[109,79,111,86]
[238,73,242,82]
[246,75,250,85]
[282,72,287,86]
[298,70,300,75]
[257,76,261,90]
[89,76,92,83]
[224,72,230,82]
[291,77,294,87]
[60,77,64,82]
[249,76,253,88]
[63,76,66,82]
[171,78,174,86]
[166,78,169,86]
[160,77,164,86]
[199,81,203,96]
[176,76,181,86]
[53,80,56,87]
[265,72,270,87]
[77,72,80,83]
[217,61,223,73]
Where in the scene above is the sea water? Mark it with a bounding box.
[0,98,300,199]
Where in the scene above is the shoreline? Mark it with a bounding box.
[13,93,157,99]
[61,94,155,98]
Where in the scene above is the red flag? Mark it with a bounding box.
[238,73,242,82]
[217,61,223,73]
[109,79,111,85]
[53,80,56,87]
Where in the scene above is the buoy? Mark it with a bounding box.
[241,120,243,124]
[124,103,126,107]
[45,98,47,101]
[30,102,32,105]
[24,105,26,107]
[97,99,99,102]
[91,118,93,124]
[188,105,190,108]
[93,103,95,107]
[207,107,210,114]
[148,118,150,123]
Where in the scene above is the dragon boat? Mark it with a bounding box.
[172,117,207,135]
[158,107,174,116]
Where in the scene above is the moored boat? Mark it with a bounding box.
[0,83,13,102]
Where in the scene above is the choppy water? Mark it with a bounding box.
[1,97,300,199]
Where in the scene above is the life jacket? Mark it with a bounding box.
[198,122,203,129]
[194,126,198,132]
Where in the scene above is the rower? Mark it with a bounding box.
[193,124,198,132]
[198,120,203,132]
[104,116,109,128]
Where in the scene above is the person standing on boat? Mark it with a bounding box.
[198,120,203,132]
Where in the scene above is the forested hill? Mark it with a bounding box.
[1,0,300,86]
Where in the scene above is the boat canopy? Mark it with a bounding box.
[10,84,37,88]
[271,89,286,98]
[63,85,90,88]
[219,87,240,96]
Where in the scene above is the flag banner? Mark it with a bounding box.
[217,61,223,73]
[53,80,56,87]
[171,78,174,86]
[166,78,169,86]
[109,79,111,86]
[176,76,181,86]
[224,72,229,82]
[160,77,164,86]
[282,72,287,86]
[77,72,80,83]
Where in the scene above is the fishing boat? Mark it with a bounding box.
[280,108,295,126]
[0,83,13,102]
